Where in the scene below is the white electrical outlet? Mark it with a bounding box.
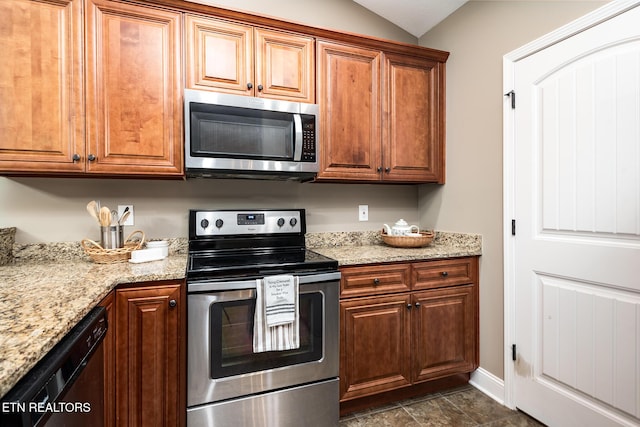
[358,205,368,221]
[117,205,134,226]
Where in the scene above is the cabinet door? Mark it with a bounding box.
[185,15,253,95]
[85,0,182,176]
[340,295,411,401]
[411,285,477,383]
[254,28,314,102]
[317,40,381,181]
[0,0,83,173]
[383,53,445,183]
[115,284,182,427]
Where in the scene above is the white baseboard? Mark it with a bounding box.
[469,368,506,406]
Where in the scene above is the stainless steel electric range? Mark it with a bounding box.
[186,209,340,427]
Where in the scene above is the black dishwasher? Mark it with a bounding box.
[0,306,107,427]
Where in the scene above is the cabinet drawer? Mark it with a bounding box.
[340,264,411,298]
[412,258,476,290]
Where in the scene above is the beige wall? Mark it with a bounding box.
[418,1,607,380]
[1,177,418,243]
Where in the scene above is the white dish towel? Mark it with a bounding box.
[253,274,300,353]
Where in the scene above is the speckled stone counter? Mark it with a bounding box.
[307,230,482,265]
[0,231,479,400]
[0,241,188,399]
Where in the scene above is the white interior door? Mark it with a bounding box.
[507,3,640,426]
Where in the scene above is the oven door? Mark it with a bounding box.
[187,273,339,407]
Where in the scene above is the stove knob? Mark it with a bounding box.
[215,219,224,228]
[277,218,285,227]
[289,218,298,227]
[200,219,209,229]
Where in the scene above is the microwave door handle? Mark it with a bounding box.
[293,113,303,161]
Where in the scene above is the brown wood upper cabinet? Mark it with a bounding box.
[186,15,315,103]
[0,0,84,174]
[316,40,446,183]
[0,0,183,176]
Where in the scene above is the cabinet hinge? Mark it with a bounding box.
[505,90,515,109]
[512,344,517,361]
[511,219,516,236]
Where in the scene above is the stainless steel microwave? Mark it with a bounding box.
[184,89,319,181]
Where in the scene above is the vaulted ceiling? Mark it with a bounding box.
[352,0,469,38]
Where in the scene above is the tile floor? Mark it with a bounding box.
[339,385,546,426]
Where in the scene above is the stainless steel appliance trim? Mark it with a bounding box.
[293,113,303,161]
[194,210,303,236]
[187,271,341,293]
[185,89,310,115]
[186,378,339,427]
[187,279,339,406]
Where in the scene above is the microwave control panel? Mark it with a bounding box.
[301,115,316,162]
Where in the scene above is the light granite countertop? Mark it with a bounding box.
[0,230,480,400]
[0,252,188,400]
[307,230,482,265]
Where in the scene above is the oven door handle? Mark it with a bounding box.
[187,271,341,293]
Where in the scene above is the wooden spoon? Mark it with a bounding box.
[86,201,100,224]
[99,206,112,227]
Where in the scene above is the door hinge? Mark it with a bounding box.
[512,344,517,361]
[511,219,516,236]
[505,90,515,109]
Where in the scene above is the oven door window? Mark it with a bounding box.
[209,292,322,378]
[190,103,294,161]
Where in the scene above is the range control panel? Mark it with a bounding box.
[193,210,304,236]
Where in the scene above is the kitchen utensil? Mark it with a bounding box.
[118,207,130,225]
[383,219,420,236]
[86,201,100,224]
[99,207,112,227]
[110,210,119,226]
[100,224,123,249]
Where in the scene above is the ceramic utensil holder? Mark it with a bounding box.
[0,227,16,265]
[100,225,124,249]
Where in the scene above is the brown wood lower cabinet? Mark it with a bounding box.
[101,280,185,427]
[339,257,478,413]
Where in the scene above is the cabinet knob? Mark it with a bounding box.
[169,299,177,308]
[87,154,96,161]
[385,167,391,173]
[257,84,264,91]
[415,302,421,308]
[373,278,380,285]
[406,304,412,310]
[376,167,382,173]
[247,82,253,90]
[72,153,81,162]
[441,271,449,277]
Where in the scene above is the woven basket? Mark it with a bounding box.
[381,230,434,248]
[81,230,145,264]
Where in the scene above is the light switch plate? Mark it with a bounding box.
[117,205,134,226]
[359,205,368,221]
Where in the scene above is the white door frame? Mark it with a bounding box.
[502,0,640,410]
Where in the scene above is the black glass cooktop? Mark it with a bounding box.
[187,248,338,280]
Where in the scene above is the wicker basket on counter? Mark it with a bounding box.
[81,230,145,264]
[381,229,434,248]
